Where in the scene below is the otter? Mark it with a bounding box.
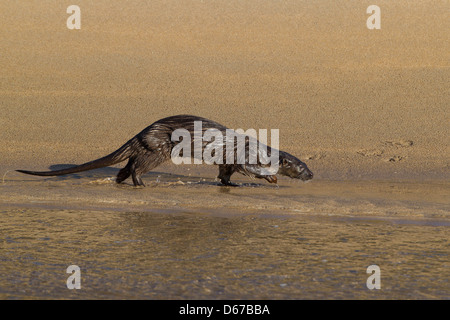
[16,115,313,186]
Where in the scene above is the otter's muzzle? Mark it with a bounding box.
[299,169,314,181]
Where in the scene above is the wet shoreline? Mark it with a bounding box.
[1,206,449,299]
[1,174,448,299]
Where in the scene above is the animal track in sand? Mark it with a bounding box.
[357,149,384,157]
[356,139,413,163]
[383,140,414,148]
[302,154,325,161]
[381,140,413,163]
[383,155,406,163]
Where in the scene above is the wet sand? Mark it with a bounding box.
[0,1,449,299]
[1,165,449,221]
[1,170,449,299]
[1,206,449,300]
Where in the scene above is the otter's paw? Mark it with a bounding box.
[264,175,278,184]
[220,180,239,187]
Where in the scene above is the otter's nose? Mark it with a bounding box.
[307,171,314,179]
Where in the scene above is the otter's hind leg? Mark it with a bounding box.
[116,159,133,184]
[116,151,170,187]
[131,152,169,187]
[131,172,145,187]
[115,157,147,187]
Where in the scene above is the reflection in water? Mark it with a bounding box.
[1,208,448,299]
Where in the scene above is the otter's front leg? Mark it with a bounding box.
[263,175,277,184]
[217,165,239,186]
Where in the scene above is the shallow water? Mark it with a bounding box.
[0,168,449,299]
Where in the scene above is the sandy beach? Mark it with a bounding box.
[1,0,449,180]
[0,1,449,299]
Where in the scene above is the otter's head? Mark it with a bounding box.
[278,152,313,181]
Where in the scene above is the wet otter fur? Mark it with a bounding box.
[17,115,313,186]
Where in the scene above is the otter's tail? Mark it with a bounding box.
[16,140,135,177]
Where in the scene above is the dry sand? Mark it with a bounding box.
[0,1,449,300]
[1,0,448,181]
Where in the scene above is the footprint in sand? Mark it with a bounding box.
[384,155,406,163]
[383,140,414,148]
[302,154,325,161]
[380,140,412,163]
[356,140,412,163]
[357,149,384,157]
